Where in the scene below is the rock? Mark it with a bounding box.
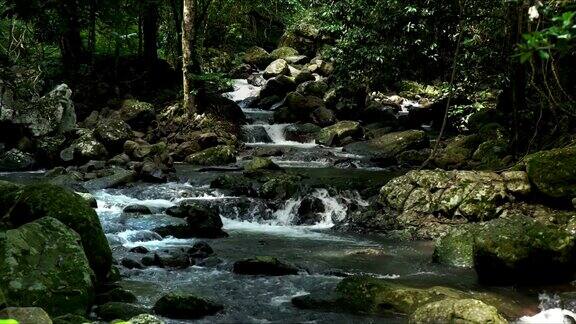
[95,118,132,152]
[278,22,319,56]
[433,135,482,169]
[95,302,150,321]
[259,75,296,99]
[295,196,325,225]
[294,70,315,84]
[0,84,76,137]
[153,293,223,319]
[36,135,66,164]
[316,121,363,146]
[83,168,136,190]
[311,107,336,127]
[474,216,576,285]
[128,314,166,324]
[123,204,153,215]
[433,226,475,268]
[129,246,150,254]
[0,148,35,171]
[52,313,90,324]
[76,192,98,208]
[409,298,507,324]
[270,47,299,60]
[109,153,131,166]
[160,202,226,238]
[196,91,246,123]
[8,184,112,280]
[263,59,290,79]
[0,180,23,215]
[285,92,325,118]
[285,55,309,65]
[244,157,281,173]
[260,174,300,200]
[152,251,193,269]
[233,256,299,276]
[210,174,256,196]
[0,307,52,324]
[344,130,428,164]
[120,99,156,131]
[96,288,138,304]
[0,217,94,316]
[297,80,329,97]
[501,171,531,195]
[284,123,321,143]
[188,242,214,259]
[242,47,272,69]
[185,145,236,166]
[121,257,145,269]
[240,126,272,144]
[525,145,576,199]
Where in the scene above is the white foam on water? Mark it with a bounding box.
[224,79,261,102]
[0,170,45,176]
[519,308,576,323]
[244,123,317,148]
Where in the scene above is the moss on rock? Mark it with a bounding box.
[525,145,576,199]
[185,145,236,166]
[0,217,94,316]
[8,183,112,281]
[316,121,363,146]
[153,293,223,319]
[433,226,476,268]
[409,298,507,324]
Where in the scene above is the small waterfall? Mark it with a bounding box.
[244,123,317,147]
[224,79,261,104]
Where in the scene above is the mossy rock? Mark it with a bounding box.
[0,217,94,316]
[185,145,236,166]
[525,145,576,199]
[409,298,507,324]
[434,135,482,169]
[244,157,281,173]
[127,314,166,324]
[52,313,91,324]
[334,276,462,315]
[474,216,576,285]
[0,307,53,324]
[153,293,223,319]
[344,130,428,164]
[95,302,150,321]
[433,226,476,268]
[120,99,156,130]
[0,180,22,217]
[316,121,363,146]
[210,174,256,196]
[242,47,273,69]
[270,47,299,60]
[8,183,112,281]
[260,174,301,200]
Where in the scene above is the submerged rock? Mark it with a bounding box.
[473,216,576,285]
[153,293,223,319]
[409,298,507,324]
[233,256,299,276]
[0,217,94,316]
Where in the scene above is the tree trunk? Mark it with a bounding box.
[143,0,159,65]
[58,0,84,72]
[182,0,199,114]
[88,0,97,66]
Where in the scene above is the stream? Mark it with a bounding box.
[0,75,567,323]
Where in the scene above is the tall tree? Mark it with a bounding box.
[58,0,84,71]
[181,0,212,114]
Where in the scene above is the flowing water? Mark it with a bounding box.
[0,76,571,323]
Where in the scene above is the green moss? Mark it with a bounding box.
[525,145,576,199]
[316,121,362,146]
[9,183,112,281]
[260,174,301,200]
[185,145,236,166]
[433,226,476,267]
[0,217,94,316]
[0,180,22,217]
[244,157,281,173]
[409,298,507,324]
[270,47,299,60]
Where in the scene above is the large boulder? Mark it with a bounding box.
[0,307,53,324]
[316,121,363,146]
[244,157,281,173]
[95,302,150,321]
[153,293,223,319]
[0,84,76,137]
[158,202,227,238]
[242,47,273,69]
[8,184,112,280]
[344,130,428,164]
[433,135,483,169]
[270,47,299,60]
[525,145,576,199]
[0,180,23,216]
[377,170,532,239]
[94,118,133,152]
[197,92,246,123]
[0,217,94,316]
[473,216,576,285]
[263,59,290,79]
[0,149,35,171]
[432,226,475,268]
[185,145,236,166]
[409,298,507,324]
[119,99,156,131]
[60,130,108,164]
[233,256,299,276]
[259,75,296,99]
